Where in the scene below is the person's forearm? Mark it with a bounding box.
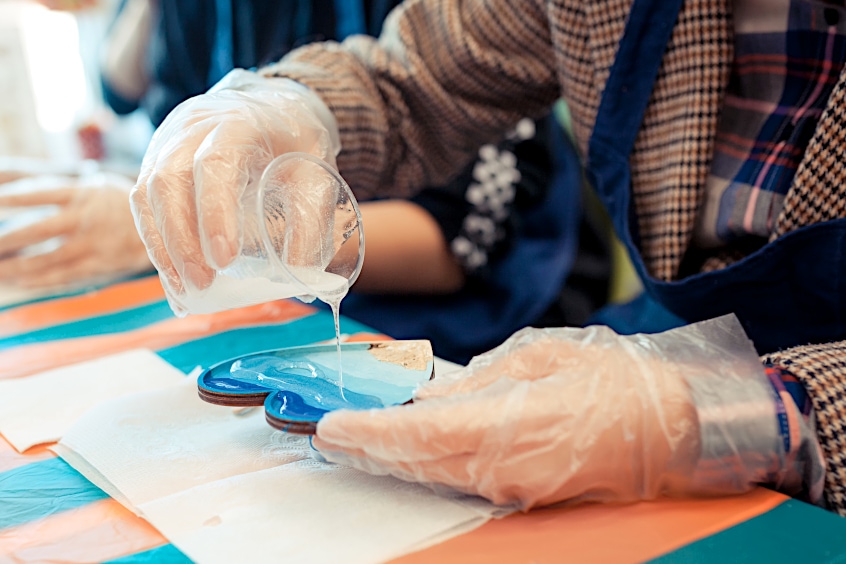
[348,200,465,294]
[260,0,560,200]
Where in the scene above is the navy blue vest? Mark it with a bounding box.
[589,0,846,354]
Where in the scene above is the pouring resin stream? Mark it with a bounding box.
[182,266,355,398]
[299,267,352,398]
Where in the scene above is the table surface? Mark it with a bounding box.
[1,275,845,563]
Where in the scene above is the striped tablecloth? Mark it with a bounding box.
[1,276,845,563]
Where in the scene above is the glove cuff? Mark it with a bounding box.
[683,364,825,504]
[209,69,341,158]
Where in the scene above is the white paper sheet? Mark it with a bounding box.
[56,375,503,564]
[139,461,493,564]
[57,379,309,506]
[0,349,185,452]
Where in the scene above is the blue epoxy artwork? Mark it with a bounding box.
[229,355,385,411]
[197,340,434,434]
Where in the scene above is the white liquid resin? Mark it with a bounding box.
[178,268,349,314]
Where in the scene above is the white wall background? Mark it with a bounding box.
[0,0,150,169]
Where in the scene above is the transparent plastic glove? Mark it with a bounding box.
[314,316,820,510]
[0,173,150,288]
[129,69,342,304]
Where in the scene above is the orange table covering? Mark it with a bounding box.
[1,277,845,563]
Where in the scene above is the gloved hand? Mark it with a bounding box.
[314,316,822,509]
[0,173,151,288]
[129,69,342,303]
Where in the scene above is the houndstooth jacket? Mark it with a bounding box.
[265,0,846,514]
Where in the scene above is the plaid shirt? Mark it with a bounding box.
[695,0,846,248]
[698,2,846,504]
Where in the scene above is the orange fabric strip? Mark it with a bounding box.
[0,277,165,338]
[0,436,54,473]
[0,300,314,379]
[393,488,787,564]
[0,498,166,563]
[344,332,391,343]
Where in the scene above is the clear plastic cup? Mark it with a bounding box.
[170,152,364,315]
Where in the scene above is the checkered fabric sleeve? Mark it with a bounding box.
[259,0,559,201]
[765,342,846,516]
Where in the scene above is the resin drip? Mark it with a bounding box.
[186,261,353,394]
[229,356,384,411]
[329,301,343,392]
[300,269,349,395]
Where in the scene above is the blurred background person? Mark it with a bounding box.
[0,0,610,363]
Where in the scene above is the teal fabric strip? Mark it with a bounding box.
[651,499,846,563]
[104,544,194,564]
[0,300,172,351]
[157,310,374,373]
[0,457,108,530]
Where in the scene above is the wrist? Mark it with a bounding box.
[763,364,826,505]
[209,69,341,158]
[679,362,826,505]
[682,364,785,495]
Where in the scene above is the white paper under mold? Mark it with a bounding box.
[56,371,504,564]
[0,349,185,451]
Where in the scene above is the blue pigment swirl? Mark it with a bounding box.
[228,355,384,411]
